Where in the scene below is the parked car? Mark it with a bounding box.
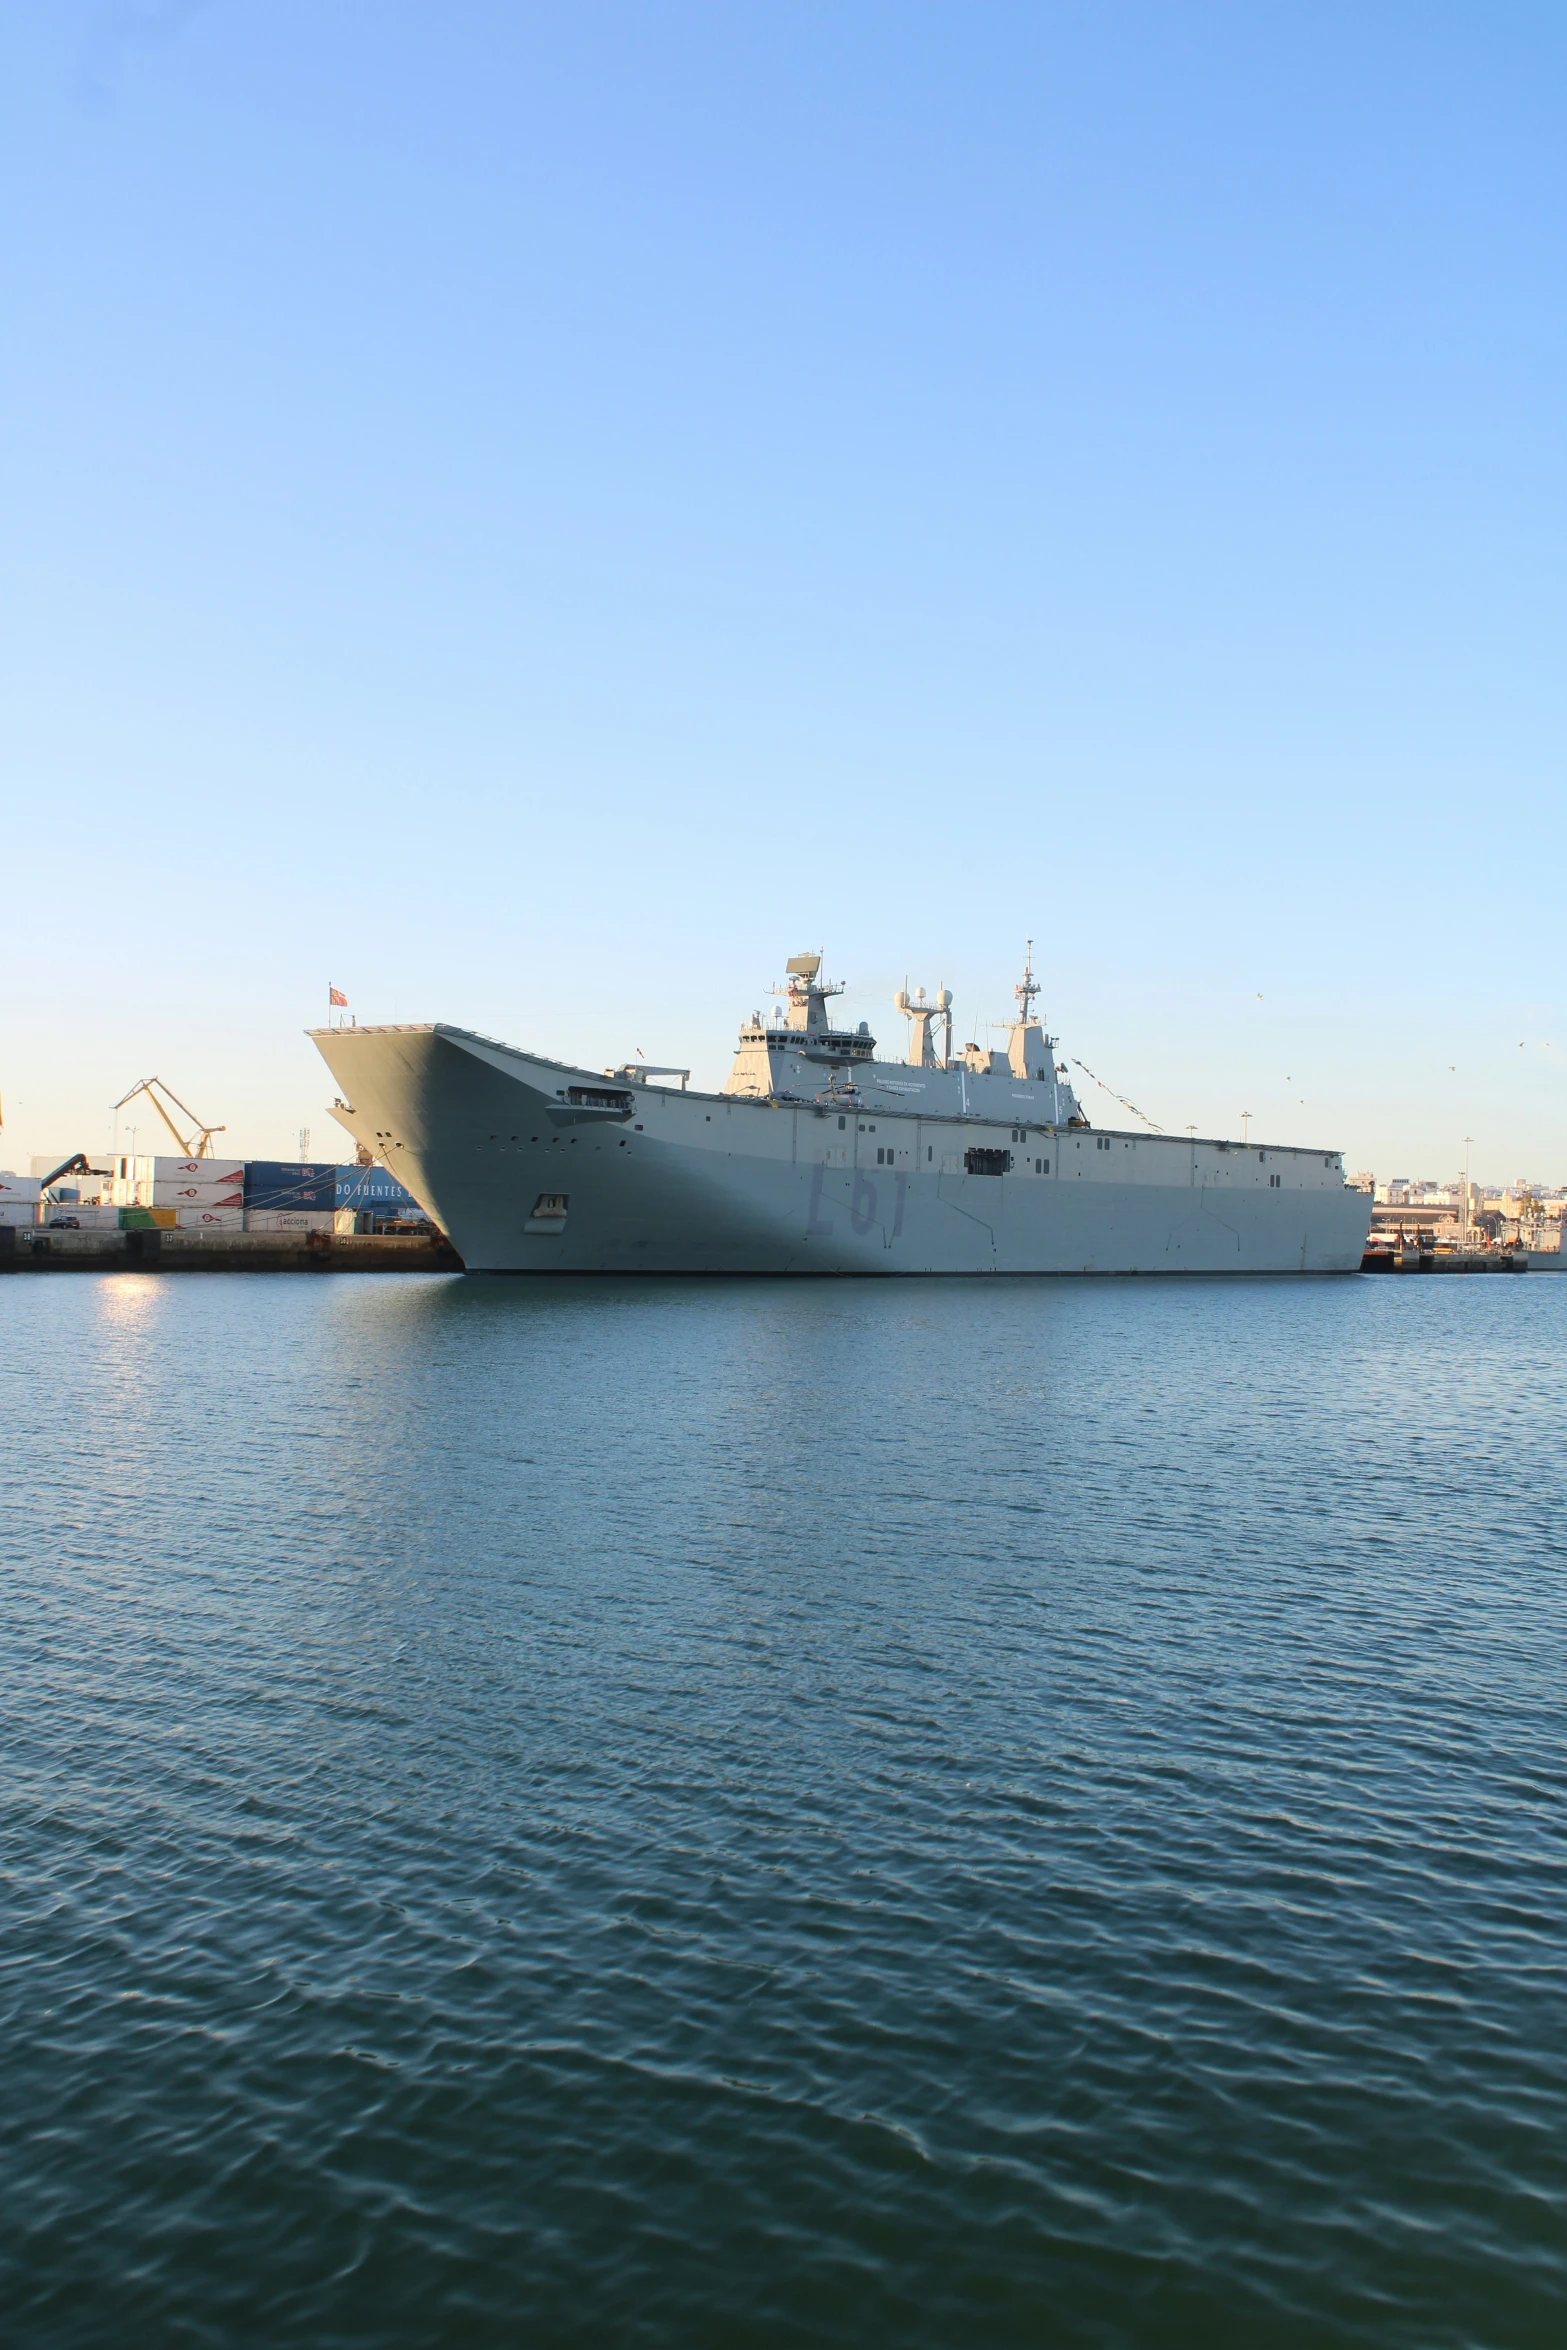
[47,1215,81,1229]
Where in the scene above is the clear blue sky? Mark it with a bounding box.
[3,2,1562,1180]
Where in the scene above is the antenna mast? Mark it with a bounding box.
[1014,937,1041,1026]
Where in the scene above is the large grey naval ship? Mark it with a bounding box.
[310,949,1372,1274]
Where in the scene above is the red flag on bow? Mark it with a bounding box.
[329,986,348,1008]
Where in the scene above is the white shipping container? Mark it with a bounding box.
[43,1205,120,1231]
[0,1171,43,1202]
[155,1156,244,1185]
[108,1156,156,1208]
[0,1201,40,1227]
[245,1210,335,1234]
[173,1208,244,1231]
[152,1159,243,1200]
[157,1160,243,1184]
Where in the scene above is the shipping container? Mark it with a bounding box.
[153,1181,245,1208]
[174,1207,244,1230]
[119,1206,178,1230]
[0,1201,40,1227]
[46,1205,120,1231]
[155,1156,244,1186]
[108,1156,156,1208]
[246,1184,336,1213]
[0,1172,43,1202]
[244,1162,337,1213]
[244,1209,335,1234]
[333,1166,425,1214]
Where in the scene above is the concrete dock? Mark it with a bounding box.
[5,1226,1551,1280]
[1,1227,463,1275]
[1361,1248,1529,1274]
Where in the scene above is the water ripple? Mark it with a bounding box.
[3,1272,1564,2345]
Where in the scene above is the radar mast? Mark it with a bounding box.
[772,951,845,1036]
[894,980,952,1069]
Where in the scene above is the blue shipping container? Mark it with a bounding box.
[334,1167,424,1214]
[243,1162,338,1213]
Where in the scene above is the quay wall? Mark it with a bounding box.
[0,1228,463,1275]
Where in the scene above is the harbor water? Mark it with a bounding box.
[3,1273,1563,2346]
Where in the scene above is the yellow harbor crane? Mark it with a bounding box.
[112,1077,226,1160]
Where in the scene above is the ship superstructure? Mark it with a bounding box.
[721,944,1083,1127]
[310,945,1371,1276]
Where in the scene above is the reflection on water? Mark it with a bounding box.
[3,1271,1564,2346]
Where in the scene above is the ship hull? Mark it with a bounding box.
[310,1025,1373,1276]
